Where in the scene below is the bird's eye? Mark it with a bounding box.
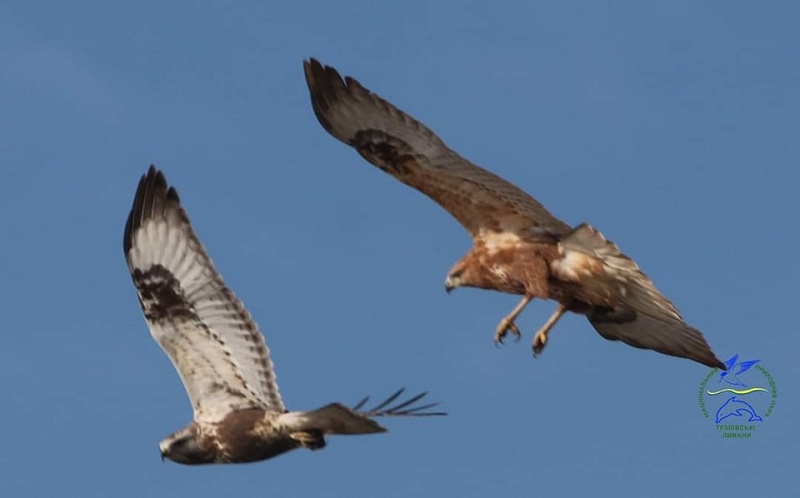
[170,437,189,449]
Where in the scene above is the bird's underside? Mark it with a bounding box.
[161,389,444,465]
[124,166,445,465]
[304,58,726,370]
[471,224,726,370]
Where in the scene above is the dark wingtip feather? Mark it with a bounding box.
[381,390,427,412]
[123,165,179,257]
[353,388,447,417]
[350,395,370,412]
[304,58,337,134]
[367,388,406,412]
[303,57,360,143]
[124,166,154,255]
[393,402,443,416]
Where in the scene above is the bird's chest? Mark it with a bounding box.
[480,245,555,297]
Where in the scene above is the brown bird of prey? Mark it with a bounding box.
[304,58,725,370]
[124,166,444,465]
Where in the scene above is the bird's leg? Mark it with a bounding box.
[532,304,567,357]
[290,430,326,450]
[494,295,534,346]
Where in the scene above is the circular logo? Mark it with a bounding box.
[698,354,778,438]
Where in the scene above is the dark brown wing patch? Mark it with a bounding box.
[132,264,194,322]
[353,129,418,178]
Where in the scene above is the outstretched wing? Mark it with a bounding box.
[723,354,740,371]
[304,58,570,241]
[733,359,760,375]
[124,166,285,422]
[551,223,725,369]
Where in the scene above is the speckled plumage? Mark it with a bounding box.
[124,166,444,464]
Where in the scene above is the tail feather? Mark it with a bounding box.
[589,308,726,369]
[554,223,725,369]
[279,389,446,436]
[294,403,387,435]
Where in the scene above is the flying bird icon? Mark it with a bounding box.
[719,354,760,387]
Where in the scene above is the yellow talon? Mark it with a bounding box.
[494,319,521,346]
[532,331,548,357]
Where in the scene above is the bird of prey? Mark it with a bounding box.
[124,165,444,465]
[304,58,725,370]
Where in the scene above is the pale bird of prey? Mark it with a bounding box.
[124,166,444,465]
[304,58,725,370]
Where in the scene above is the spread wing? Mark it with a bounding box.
[304,58,571,241]
[723,354,740,371]
[124,166,285,422]
[732,359,760,375]
[551,223,725,369]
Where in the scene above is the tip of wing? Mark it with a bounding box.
[123,165,181,256]
[303,57,435,154]
[352,388,447,417]
[303,58,353,142]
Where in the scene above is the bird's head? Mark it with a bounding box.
[445,260,470,293]
[159,425,214,465]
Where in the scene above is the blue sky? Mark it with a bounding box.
[1,1,797,496]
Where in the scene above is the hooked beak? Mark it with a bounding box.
[444,279,455,294]
[160,449,166,462]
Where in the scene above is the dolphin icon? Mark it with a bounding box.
[715,396,763,423]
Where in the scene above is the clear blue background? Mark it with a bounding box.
[1,1,796,496]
